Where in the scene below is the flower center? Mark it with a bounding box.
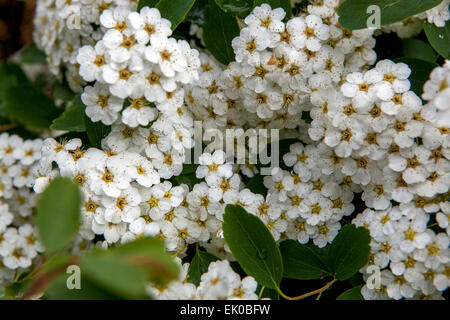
[148,72,160,84]
[260,17,271,28]
[94,55,105,66]
[74,174,85,186]
[102,171,114,183]
[119,68,131,80]
[304,27,315,37]
[132,98,145,109]
[97,95,109,107]
[144,24,155,34]
[85,201,98,212]
[246,41,256,53]
[341,129,352,141]
[160,50,171,61]
[115,22,127,32]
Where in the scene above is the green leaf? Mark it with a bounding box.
[336,285,363,300]
[156,0,196,30]
[253,0,292,17]
[36,178,82,255]
[260,287,280,300]
[171,173,202,190]
[187,0,208,25]
[45,274,123,300]
[246,173,268,197]
[327,224,370,281]
[80,237,179,299]
[279,240,330,280]
[187,247,220,285]
[84,114,111,148]
[54,81,76,102]
[179,163,199,176]
[137,0,159,11]
[81,253,150,299]
[349,272,365,286]
[401,39,438,62]
[0,62,29,116]
[214,0,253,17]
[4,279,33,298]
[222,204,283,290]
[424,21,450,59]
[20,44,47,65]
[50,104,86,132]
[107,237,180,286]
[4,85,60,128]
[337,0,443,30]
[203,0,240,65]
[393,57,438,97]
[0,61,28,93]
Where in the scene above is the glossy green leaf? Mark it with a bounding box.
[36,178,82,254]
[156,0,196,30]
[246,173,268,197]
[327,224,371,281]
[214,0,253,17]
[424,21,450,59]
[401,39,438,62]
[393,57,438,96]
[280,240,331,280]
[223,204,283,290]
[336,285,363,300]
[203,0,240,65]
[84,114,111,148]
[187,247,220,285]
[50,103,86,132]
[4,85,60,128]
[137,0,159,11]
[337,0,443,30]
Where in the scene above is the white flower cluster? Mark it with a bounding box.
[78,6,200,128]
[2,0,444,300]
[185,2,375,134]
[0,133,43,284]
[148,259,259,300]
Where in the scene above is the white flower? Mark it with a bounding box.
[124,153,160,187]
[77,41,109,82]
[128,7,172,45]
[87,153,132,197]
[82,83,123,125]
[13,139,42,166]
[145,35,187,78]
[121,88,158,128]
[102,187,142,223]
[286,15,329,51]
[232,27,271,64]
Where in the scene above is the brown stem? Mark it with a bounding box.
[0,123,19,132]
[19,256,80,300]
[278,279,337,301]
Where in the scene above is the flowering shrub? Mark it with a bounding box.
[0,0,449,300]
